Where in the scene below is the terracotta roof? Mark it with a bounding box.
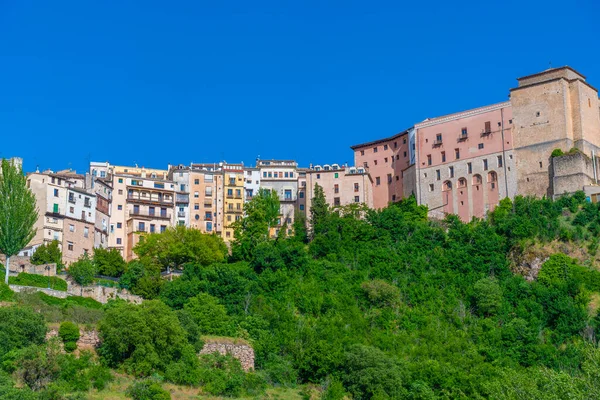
[350,129,411,150]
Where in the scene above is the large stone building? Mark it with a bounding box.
[304,164,373,212]
[351,66,600,222]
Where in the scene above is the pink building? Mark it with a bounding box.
[351,130,412,209]
[411,102,515,220]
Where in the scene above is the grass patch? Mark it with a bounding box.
[0,271,68,291]
[38,292,103,309]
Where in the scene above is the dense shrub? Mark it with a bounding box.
[58,322,80,353]
[126,379,171,400]
[197,353,266,397]
[0,271,68,291]
[0,306,46,357]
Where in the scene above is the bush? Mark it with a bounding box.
[0,271,68,291]
[126,379,171,400]
[31,240,63,270]
[473,277,502,316]
[551,148,564,158]
[0,283,14,302]
[93,248,127,277]
[58,322,80,353]
[0,306,47,357]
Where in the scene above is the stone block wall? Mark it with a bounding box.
[10,285,68,298]
[46,327,101,350]
[199,339,255,371]
[0,255,57,276]
[552,151,596,196]
[67,282,143,304]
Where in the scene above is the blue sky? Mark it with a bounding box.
[1,0,598,174]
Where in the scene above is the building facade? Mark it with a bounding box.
[257,160,298,237]
[304,164,373,212]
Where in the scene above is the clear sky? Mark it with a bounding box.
[1,0,598,174]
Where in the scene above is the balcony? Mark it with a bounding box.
[127,194,173,205]
[177,211,186,218]
[481,129,492,137]
[433,139,443,147]
[281,196,297,202]
[204,215,213,221]
[176,193,189,203]
[457,133,468,141]
[128,210,171,220]
[68,197,76,204]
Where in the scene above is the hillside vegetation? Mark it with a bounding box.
[3,191,600,399]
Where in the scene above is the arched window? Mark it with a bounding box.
[472,174,482,185]
[488,171,498,183]
[457,178,467,188]
[443,180,452,191]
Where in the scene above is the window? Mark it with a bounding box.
[205,174,213,183]
[441,151,446,162]
[404,151,407,157]
[227,189,233,196]
[284,189,292,200]
[483,159,488,171]
[478,143,484,150]
[394,141,398,148]
[117,222,122,228]
[299,204,305,211]
[235,189,241,197]
[396,175,399,181]
[396,155,399,160]
[116,238,122,245]
[263,172,267,178]
[138,222,145,232]
[436,133,442,143]
[374,160,378,165]
[194,203,199,210]
[449,166,454,178]
[427,155,432,166]
[154,182,164,189]
[354,183,359,192]
[539,161,543,168]
[70,206,74,213]
[67,242,74,251]
[150,224,155,233]
[403,138,407,144]
[334,172,339,179]
[536,111,540,117]
[376,177,381,185]
[194,179,200,184]
[461,127,468,136]
[429,184,434,192]
[509,119,513,124]
[455,148,460,159]
[354,196,360,203]
[334,197,341,206]
[160,225,166,233]
[436,170,441,180]
[387,173,392,183]
[290,172,294,178]
[484,121,491,133]
[373,146,378,153]
[118,178,123,183]
[180,184,185,191]
[497,155,503,167]
[118,205,123,210]
[467,162,472,174]
[54,189,59,197]
[205,187,212,196]
[69,224,75,232]
[334,184,339,194]
[360,150,365,156]
[299,191,304,198]
[316,174,320,179]
[384,144,388,150]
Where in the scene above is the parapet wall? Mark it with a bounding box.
[0,255,56,276]
[552,151,596,197]
[199,339,255,371]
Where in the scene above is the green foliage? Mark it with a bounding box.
[473,277,502,316]
[93,248,126,277]
[126,378,171,400]
[119,260,162,299]
[31,241,63,270]
[0,306,46,358]
[551,148,564,158]
[0,282,14,302]
[231,188,281,261]
[58,322,80,353]
[180,292,235,336]
[0,158,38,284]
[98,300,197,376]
[309,183,329,239]
[197,352,266,397]
[133,225,227,272]
[1,271,68,291]
[67,255,96,287]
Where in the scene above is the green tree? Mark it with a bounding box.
[231,188,280,260]
[30,240,63,270]
[119,260,162,299]
[67,255,96,294]
[292,210,308,244]
[181,292,235,336]
[473,277,503,316]
[93,247,127,277]
[0,306,47,357]
[133,225,227,273]
[0,159,38,285]
[98,300,198,376]
[309,183,329,239]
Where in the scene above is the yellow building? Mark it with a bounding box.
[222,163,245,241]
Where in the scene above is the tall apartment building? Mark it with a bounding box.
[243,167,261,201]
[304,164,373,212]
[222,164,245,241]
[351,66,600,222]
[257,160,298,237]
[88,177,112,249]
[25,170,96,264]
[188,163,223,235]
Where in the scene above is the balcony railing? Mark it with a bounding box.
[128,210,171,220]
[204,215,213,221]
[68,198,76,204]
[433,139,443,146]
[127,194,172,205]
[458,133,468,141]
[176,193,189,203]
[177,211,186,217]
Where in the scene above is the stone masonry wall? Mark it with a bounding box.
[10,285,68,298]
[67,282,143,304]
[46,328,101,350]
[0,255,57,276]
[199,339,255,371]
[552,151,596,197]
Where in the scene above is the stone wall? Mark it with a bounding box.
[552,151,596,197]
[67,282,143,304]
[10,285,68,298]
[46,327,101,351]
[199,339,255,371]
[0,255,57,276]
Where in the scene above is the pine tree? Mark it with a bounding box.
[0,159,38,284]
[309,183,329,239]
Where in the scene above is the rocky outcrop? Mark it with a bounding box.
[46,328,101,351]
[199,338,255,371]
